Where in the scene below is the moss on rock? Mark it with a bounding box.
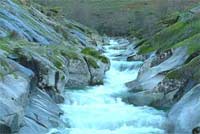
[166,55,200,83]
[0,36,81,71]
[173,33,200,54]
[138,15,200,54]
[85,56,99,69]
[81,47,109,64]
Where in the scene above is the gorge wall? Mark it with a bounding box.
[122,4,200,134]
[0,0,110,133]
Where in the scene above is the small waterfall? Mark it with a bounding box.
[48,39,167,134]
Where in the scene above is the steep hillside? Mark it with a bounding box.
[33,0,199,38]
[0,0,110,133]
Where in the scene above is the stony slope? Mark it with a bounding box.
[123,4,200,134]
[0,0,110,133]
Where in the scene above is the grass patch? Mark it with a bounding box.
[0,57,18,79]
[166,55,200,82]
[138,15,200,54]
[173,33,200,54]
[33,0,199,36]
[81,47,109,64]
[0,36,82,71]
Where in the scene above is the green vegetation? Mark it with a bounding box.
[33,0,199,37]
[167,55,200,82]
[138,15,200,54]
[31,2,62,18]
[0,38,12,53]
[85,56,99,69]
[81,47,109,64]
[0,57,18,79]
[173,33,200,54]
[0,59,10,72]
[0,36,81,71]
[0,34,107,74]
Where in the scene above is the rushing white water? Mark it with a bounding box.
[49,39,167,134]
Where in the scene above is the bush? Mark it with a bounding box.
[81,47,109,63]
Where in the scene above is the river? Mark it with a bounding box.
[49,39,167,134]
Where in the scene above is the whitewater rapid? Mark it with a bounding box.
[49,39,167,134]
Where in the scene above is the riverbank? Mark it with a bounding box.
[0,1,109,133]
[123,5,200,134]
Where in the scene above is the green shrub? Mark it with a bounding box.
[81,47,109,63]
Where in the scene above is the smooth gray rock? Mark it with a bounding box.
[190,5,200,14]
[17,51,68,93]
[20,88,64,134]
[126,47,189,91]
[19,117,48,134]
[87,59,110,85]
[66,58,91,88]
[46,90,65,104]
[0,57,33,133]
[0,0,63,45]
[122,91,164,106]
[124,47,190,108]
[167,84,200,134]
[127,54,148,61]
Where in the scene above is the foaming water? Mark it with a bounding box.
[48,39,166,134]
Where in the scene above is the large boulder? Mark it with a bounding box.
[0,46,69,134]
[151,54,200,108]
[20,88,65,134]
[124,78,190,108]
[66,57,91,88]
[167,84,200,134]
[14,47,69,94]
[77,47,110,86]
[122,90,164,107]
[126,46,188,91]
[0,57,33,133]
[127,54,148,61]
[85,56,110,85]
[123,46,189,108]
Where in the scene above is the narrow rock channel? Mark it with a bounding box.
[49,39,167,134]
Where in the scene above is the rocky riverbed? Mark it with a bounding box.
[48,39,167,134]
[1,1,200,134]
